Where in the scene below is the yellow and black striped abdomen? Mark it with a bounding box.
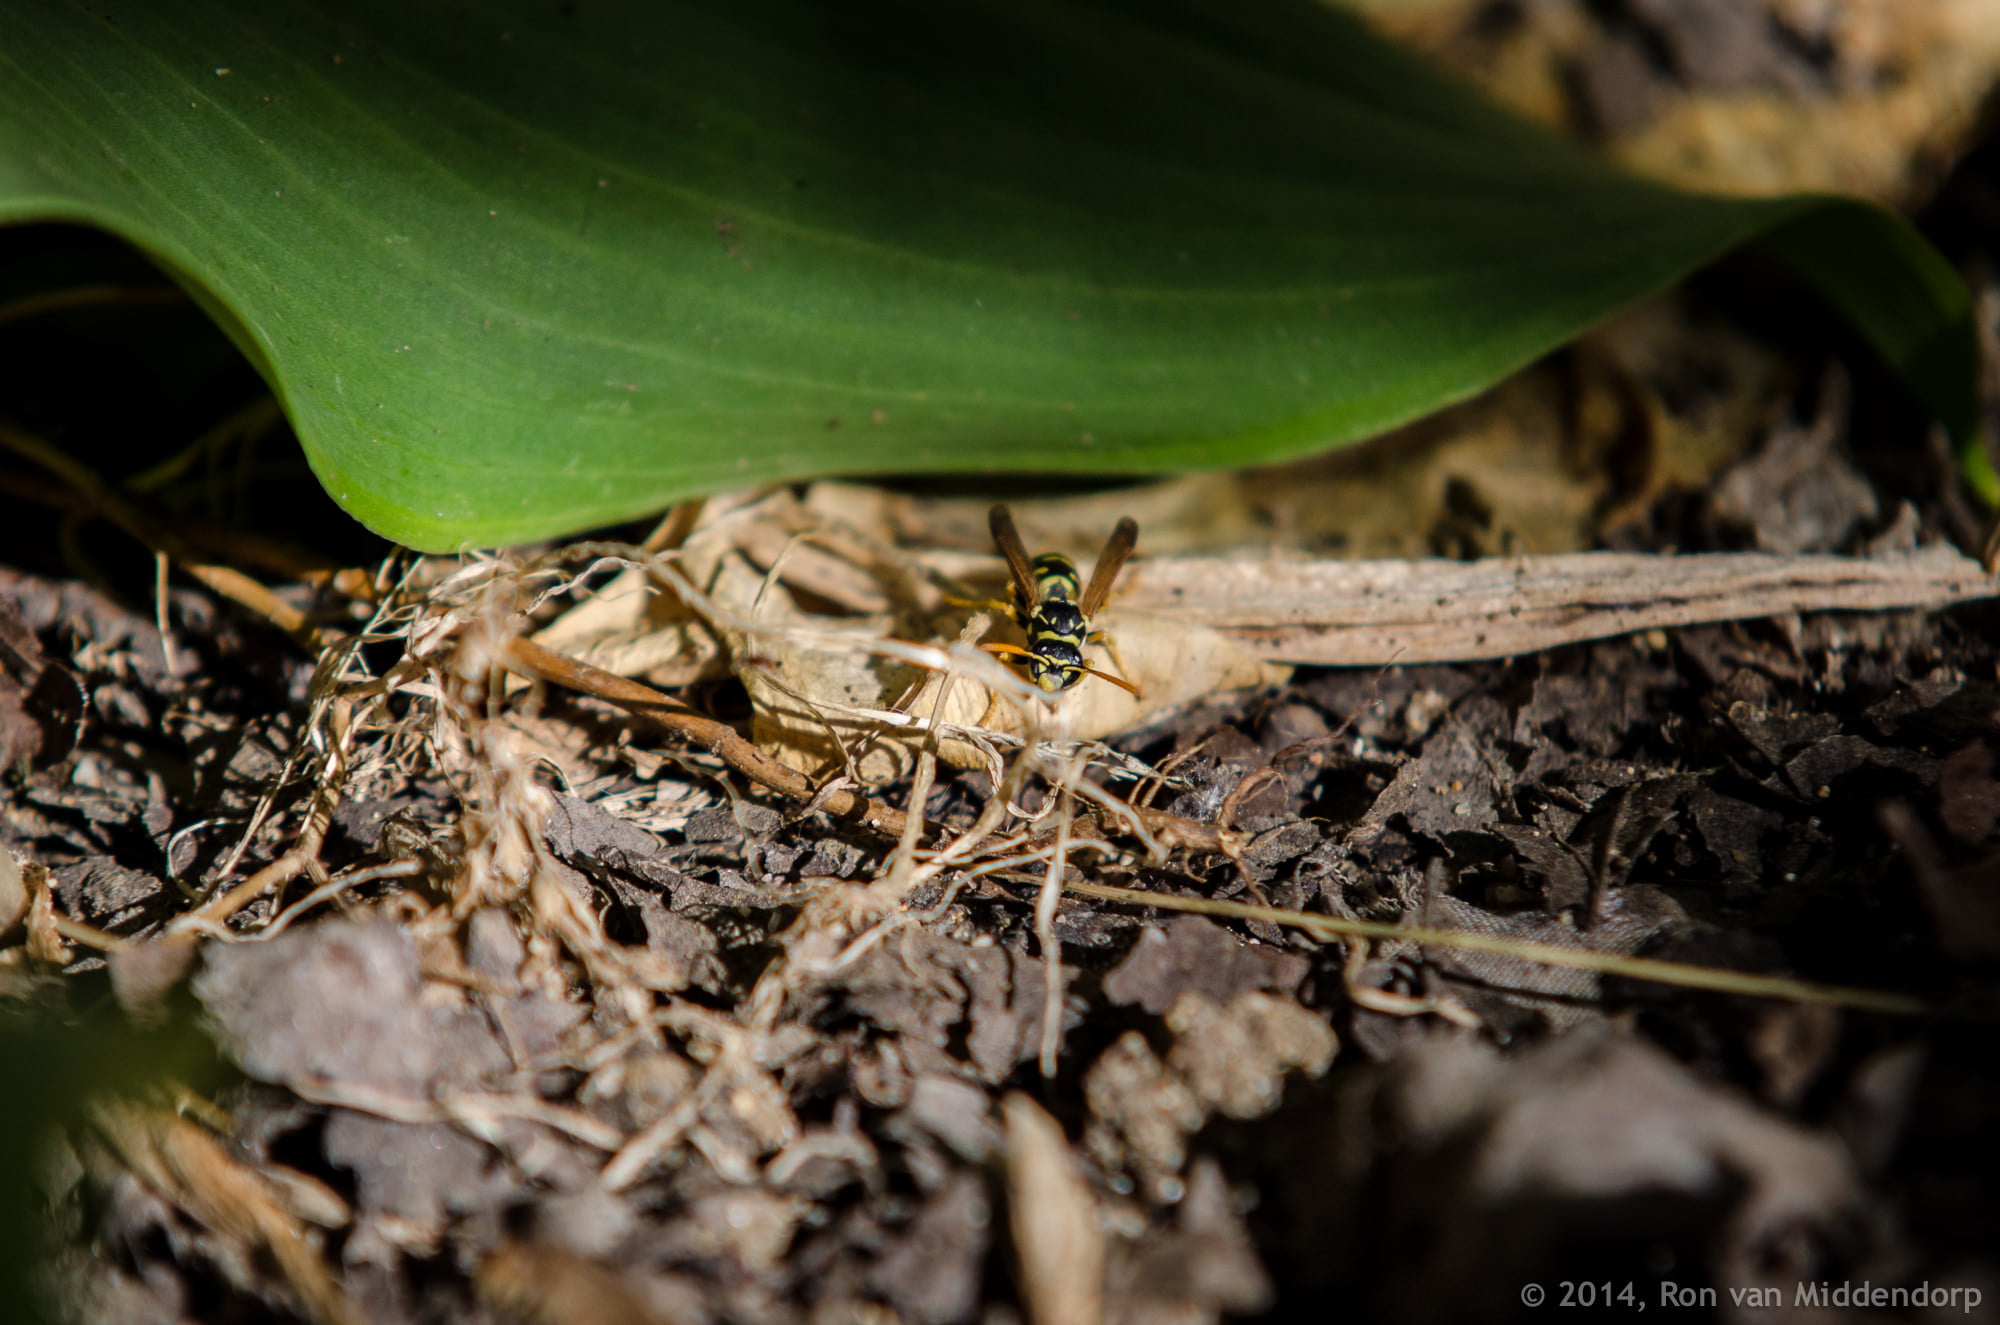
[1029,553,1081,602]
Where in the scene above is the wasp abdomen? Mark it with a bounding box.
[1029,554,1082,599]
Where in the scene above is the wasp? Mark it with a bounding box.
[971,504,1142,698]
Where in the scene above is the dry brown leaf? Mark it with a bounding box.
[544,492,1292,781]
[530,562,720,689]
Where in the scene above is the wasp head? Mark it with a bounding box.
[1026,638,1085,692]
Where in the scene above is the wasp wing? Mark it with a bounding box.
[1080,516,1138,617]
[987,504,1040,608]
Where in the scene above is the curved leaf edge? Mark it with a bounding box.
[1755,198,1996,505]
[2,187,1983,548]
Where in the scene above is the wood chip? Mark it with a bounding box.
[1117,546,1996,664]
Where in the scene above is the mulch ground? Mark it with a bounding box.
[8,466,2000,1324]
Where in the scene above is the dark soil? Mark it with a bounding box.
[10,494,2000,1324]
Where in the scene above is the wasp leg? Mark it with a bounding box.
[945,593,1023,624]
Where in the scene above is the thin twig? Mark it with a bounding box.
[285,1077,624,1152]
[1060,880,1931,1017]
[503,637,918,841]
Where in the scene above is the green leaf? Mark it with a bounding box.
[0,0,1983,549]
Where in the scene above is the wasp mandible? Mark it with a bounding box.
[972,504,1141,698]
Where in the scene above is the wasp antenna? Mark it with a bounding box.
[1081,664,1143,698]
